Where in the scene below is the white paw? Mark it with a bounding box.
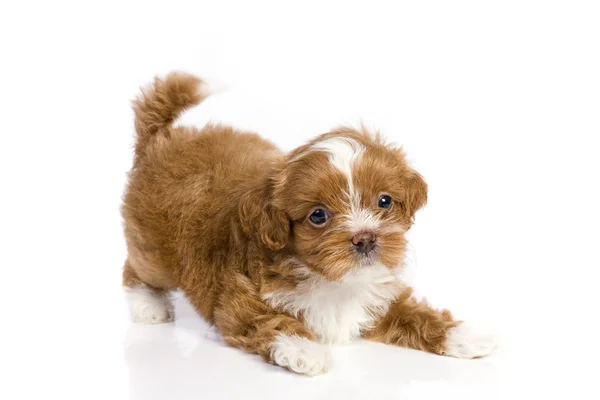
[270,335,332,376]
[443,321,499,359]
[125,286,174,324]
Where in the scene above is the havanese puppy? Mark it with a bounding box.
[122,72,498,375]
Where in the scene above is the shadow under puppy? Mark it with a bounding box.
[122,73,498,375]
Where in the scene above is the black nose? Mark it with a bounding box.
[351,231,377,254]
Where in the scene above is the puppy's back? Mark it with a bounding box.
[122,73,282,312]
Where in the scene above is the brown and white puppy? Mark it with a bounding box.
[121,72,498,375]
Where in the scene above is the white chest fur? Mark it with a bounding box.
[263,264,403,344]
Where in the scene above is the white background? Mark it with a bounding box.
[1,1,599,399]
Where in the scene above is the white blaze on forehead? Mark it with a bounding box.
[311,137,365,209]
[311,138,365,183]
[310,137,383,232]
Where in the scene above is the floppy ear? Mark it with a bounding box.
[239,185,290,250]
[403,171,428,219]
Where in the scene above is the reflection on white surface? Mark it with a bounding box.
[123,295,508,400]
[120,293,600,399]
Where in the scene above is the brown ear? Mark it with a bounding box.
[239,186,290,250]
[404,171,428,219]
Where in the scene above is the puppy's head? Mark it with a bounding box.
[273,127,427,281]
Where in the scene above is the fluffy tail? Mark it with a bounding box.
[132,72,208,162]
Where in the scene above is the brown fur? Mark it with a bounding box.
[121,72,463,373]
[363,288,459,354]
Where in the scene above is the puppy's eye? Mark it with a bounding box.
[378,195,393,209]
[309,209,329,226]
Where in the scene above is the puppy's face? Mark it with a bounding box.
[274,128,427,281]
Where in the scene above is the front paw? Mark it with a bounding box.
[270,335,332,376]
[442,321,499,359]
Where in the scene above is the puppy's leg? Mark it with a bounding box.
[223,313,332,376]
[122,259,174,324]
[363,289,498,358]
[210,275,332,376]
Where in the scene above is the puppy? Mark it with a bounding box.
[121,73,498,375]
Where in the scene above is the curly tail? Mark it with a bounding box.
[132,72,209,162]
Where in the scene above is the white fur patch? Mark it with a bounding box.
[345,207,381,232]
[196,79,227,99]
[311,138,364,183]
[311,137,365,210]
[264,263,402,344]
[270,335,332,375]
[125,286,174,324]
[443,321,499,358]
